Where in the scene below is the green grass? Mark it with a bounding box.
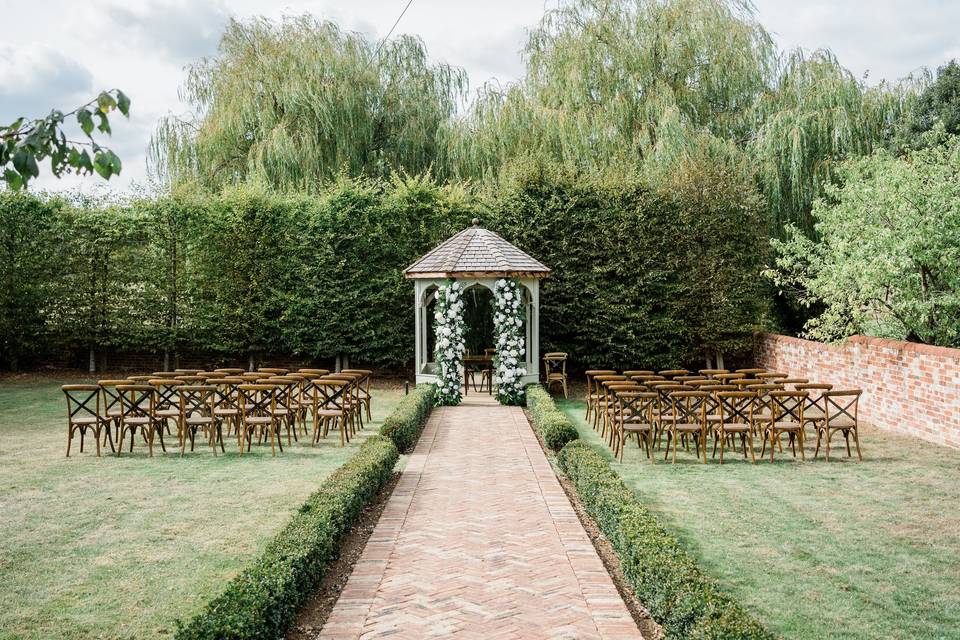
[0,378,403,640]
[556,396,960,640]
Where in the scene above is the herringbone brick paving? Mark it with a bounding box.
[319,395,642,639]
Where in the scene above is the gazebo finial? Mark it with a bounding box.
[471,217,480,227]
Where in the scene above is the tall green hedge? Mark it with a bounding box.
[0,164,767,370]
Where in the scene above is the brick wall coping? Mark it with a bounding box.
[756,332,960,361]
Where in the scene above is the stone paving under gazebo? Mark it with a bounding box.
[320,395,642,640]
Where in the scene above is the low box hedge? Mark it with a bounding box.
[379,383,435,453]
[174,435,399,640]
[558,441,775,640]
[526,385,579,451]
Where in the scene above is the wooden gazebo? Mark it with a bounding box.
[404,220,550,386]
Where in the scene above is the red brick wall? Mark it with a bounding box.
[755,333,960,449]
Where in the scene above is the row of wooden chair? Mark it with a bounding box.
[584,368,863,463]
[62,367,373,458]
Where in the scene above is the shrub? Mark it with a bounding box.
[174,435,399,640]
[379,383,435,453]
[526,385,579,451]
[558,441,775,640]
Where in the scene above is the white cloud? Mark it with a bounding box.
[105,0,230,63]
[0,45,95,123]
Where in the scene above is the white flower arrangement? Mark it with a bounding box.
[493,278,527,405]
[433,280,465,405]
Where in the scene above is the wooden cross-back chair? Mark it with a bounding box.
[237,384,283,456]
[341,369,373,422]
[666,390,708,463]
[598,377,630,437]
[604,382,643,446]
[62,385,111,456]
[584,370,616,422]
[262,376,299,445]
[762,390,809,461]
[313,379,352,446]
[647,381,683,447]
[176,385,222,455]
[816,390,863,461]
[748,383,783,437]
[116,384,164,456]
[713,391,756,464]
[149,379,184,438]
[210,378,242,445]
[543,352,568,398]
[614,391,658,463]
[795,383,832,431]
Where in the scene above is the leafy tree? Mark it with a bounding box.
[1,90,130,190]
[444,0,911,233]
[151,16,466,190]
[767,128,960,347]
[891,60,960,151]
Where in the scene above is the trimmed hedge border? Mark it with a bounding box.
[557,441,776,640]
[526,385,579,451]
[174,435,399,640]
[379,383,435,453]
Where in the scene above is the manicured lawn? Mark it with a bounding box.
[557,396,960,640]
[0,378,402,640]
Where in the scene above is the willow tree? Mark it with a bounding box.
[444,0,916,231]
[151,16,467,190]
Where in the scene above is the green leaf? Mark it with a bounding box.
[77,109,94,136]
[3,168,23,190]
[97,91,117,113]
[93,151,113,179]
[97,112,112,135]
[117,91,131,117]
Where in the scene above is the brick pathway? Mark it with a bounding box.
[319,395,642,640]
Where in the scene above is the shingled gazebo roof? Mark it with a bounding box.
[404,220,550,279]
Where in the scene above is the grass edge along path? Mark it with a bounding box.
[175,386,435,640]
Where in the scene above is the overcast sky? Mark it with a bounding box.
[2,0,958,194]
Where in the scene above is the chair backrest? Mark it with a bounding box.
[210,379,241,409]
[265,377,298,407]
[750,384,784,416]
[214,368,245,375]
[258,367,289,375]
[716,391,755,425]
[543,353,567,375]
[675,375,707,383]
[238,384,277,417]
[127,375,153,383]
[623,370,655,377]
[149,378,184,409]
[699,369,729,377]
[116,384,156,418]
[778,377,809,388]
[668,390,708,423]
[769,390,808,423]
[735,368,767,375]
[175,369,203,375]
[150,371,181,378]
[315,379,349,411]
[203,371,228,379]
[616,392,657,424]
[823,390,862,427]
[714,372,746,384]
[62,384,101,423]
[175,375,205,384]
[177,385,216,416]
[732,377,762,389]
[659,369,690,378]
[688,379,721,388]
[240,372,264,382]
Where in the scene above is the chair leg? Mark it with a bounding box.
[853,427,863,461]
[66,426,74,457]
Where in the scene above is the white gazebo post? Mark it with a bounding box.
[405,220,550,387]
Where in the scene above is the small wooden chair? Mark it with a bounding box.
[604,382,643,446]
[97,379,131,451]
[313,379,351,446]
[795,383,833,432]
[62,385,111,457]
[816,390,863,461]
[176,385,222,455]
[543,352,569,398]
[615,391,657,463]
[149,378,185,439]
[342,369,374,421]
[762,391,809,461]
[210,378,243,445]
[713,391,757,464]
[590,375,625,431]
[237,384,283,456]
[666,390,708,463]
[115,384,164,456]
